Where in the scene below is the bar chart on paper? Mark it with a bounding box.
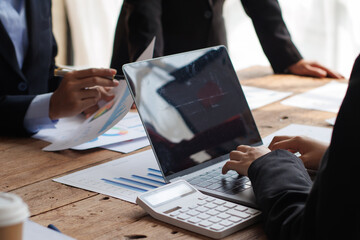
[53,150,165,203]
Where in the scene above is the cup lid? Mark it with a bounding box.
[0,192,30,227]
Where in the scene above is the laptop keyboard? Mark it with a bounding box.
[187,166,252,195]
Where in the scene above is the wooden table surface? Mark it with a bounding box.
[0,67,344,240]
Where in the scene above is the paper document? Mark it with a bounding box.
[262,124,333,147]
[71,112,146,150]
[242,86,292,110]
[281,81,348,113]
[34,37,155,151]
[101,137,150,153]
[54,150,165,203]
[24,220,75,240]
[43,81,133,151]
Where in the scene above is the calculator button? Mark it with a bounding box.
[188,217,201,224]
[207,209,219,216]
[188,204,198,209]
[169,210,181,217]
[179,207,189,213]
[208,217,221,223]
[177,214,191,220]
[217,213,231,219]
[198,213,211,220]
[245,208,260,215]
[204,203,217,209]
[197,200,206,206]
[210,224,224,231]
[196,206,208,213]
[198,196,208,200]
[199,220,213,227]
[223,202,237,209]
[219,220,233,227]
[228,216,243,223]
[187,210,199,217]
[227,209,250,219]
[234,205,248,212]
[205,198,215,202]
[215,206,228,212]
[213,199,226,205]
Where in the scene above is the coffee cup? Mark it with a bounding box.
[0,192,30,240]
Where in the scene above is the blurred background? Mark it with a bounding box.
[52,0,360,78]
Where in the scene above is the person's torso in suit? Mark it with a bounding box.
[0,0,59,136]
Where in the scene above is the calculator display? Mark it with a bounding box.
[144,182,195,207]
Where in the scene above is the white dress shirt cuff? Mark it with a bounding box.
[24,93,58,133]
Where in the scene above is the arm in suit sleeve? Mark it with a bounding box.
[248,150,312,240]
[111,0,163,71]
[240,0,303,73]
[247,56,360,240]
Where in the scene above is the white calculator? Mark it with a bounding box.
[136,180,261,239]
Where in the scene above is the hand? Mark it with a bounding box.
[82,86,116,118]
[268,136,328,170]
[49,68,119,120]
[222,145,270,176]
[288,59,344,79]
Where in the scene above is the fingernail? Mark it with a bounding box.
[110,68,117,74]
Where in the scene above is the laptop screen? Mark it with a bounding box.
[122,46,262,178]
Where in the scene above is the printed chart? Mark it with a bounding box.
[72,112,146,150]
[54,150,165,203]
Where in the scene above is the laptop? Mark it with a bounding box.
[122,46,262,208]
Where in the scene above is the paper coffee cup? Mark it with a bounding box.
[0,192,30,240]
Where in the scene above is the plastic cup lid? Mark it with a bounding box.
[0,192,30,227]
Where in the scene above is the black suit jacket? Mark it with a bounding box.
[0,0,60,136]
[248,55,360,239]
[110,0,302,74]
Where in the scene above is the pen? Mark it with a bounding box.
[47,224,61,233]
[54,67,125,80]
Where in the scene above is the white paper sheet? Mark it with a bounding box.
[101,137,150,153]
[262,124,333,147]
[242,86,292,110]
[24,220,75,240]
[54,150,164,203]
[71,112,146,150]
[281,81,348,113]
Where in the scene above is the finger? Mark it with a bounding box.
[229,150,246,161]
[222,160,241,174]
[79,88,101,100]
[311,63,344,79]
[75,76,119,89]
[83,105,100,118]
[71,68,117,79]
[268,135,293,149]
[78,98,99,113]
[236,145,250,152]
[271,138,300,152]
[98,87,115,102]
[304,65,327,78]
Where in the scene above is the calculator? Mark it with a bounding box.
[136,180,261,239]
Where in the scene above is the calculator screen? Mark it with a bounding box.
[144,182,195,207]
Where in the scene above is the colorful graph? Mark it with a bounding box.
[90,100,115,122]
[102,126,129,137]
[101,168,166,192]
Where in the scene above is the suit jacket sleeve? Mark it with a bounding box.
[241,0,303,73]
[247,55,360,240]
[110,0,163,71]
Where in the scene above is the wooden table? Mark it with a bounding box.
[0,67,344,240]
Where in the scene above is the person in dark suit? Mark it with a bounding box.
[222,55,360,239]
[0,0,119,136]
[110,0,342,79]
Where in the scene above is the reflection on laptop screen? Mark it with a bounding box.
[123,46,262,177]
